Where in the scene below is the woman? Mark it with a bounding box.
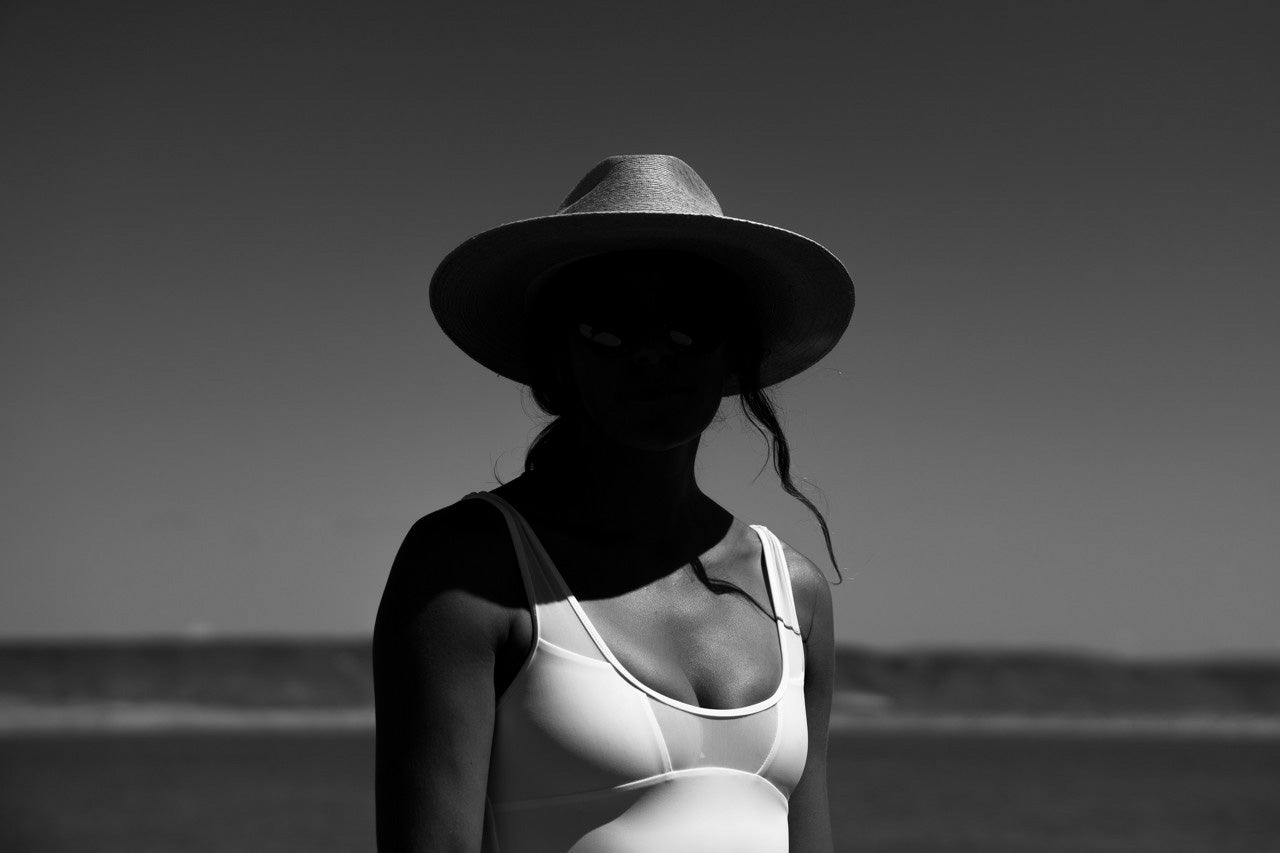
[374,154,854,852]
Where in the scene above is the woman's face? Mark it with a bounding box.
[557,256,735,453]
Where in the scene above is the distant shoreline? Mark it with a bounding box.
[4,698,1280,737]
[6,641,1280,730]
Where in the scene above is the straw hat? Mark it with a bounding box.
[428,154,854,396]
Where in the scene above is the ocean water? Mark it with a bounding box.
[1,729,1277,852]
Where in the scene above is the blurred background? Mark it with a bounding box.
[3,1,1278,851]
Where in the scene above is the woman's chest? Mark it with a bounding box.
[498,521,790,711]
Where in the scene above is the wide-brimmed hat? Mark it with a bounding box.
[428,154,854,396]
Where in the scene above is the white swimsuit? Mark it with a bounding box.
[462,491,808,853]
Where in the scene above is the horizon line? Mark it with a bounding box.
[0,633,1276,664]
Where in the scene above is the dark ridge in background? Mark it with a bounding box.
[1,639,1278,716]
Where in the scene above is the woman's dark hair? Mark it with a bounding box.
[494,250,847,638]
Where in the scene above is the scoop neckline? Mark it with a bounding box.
[472,490,790,717]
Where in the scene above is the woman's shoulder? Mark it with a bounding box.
[409,494,528,595]
[765,530,830,644]
[374,495,525,655]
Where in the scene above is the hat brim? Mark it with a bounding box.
[428,211,854,397]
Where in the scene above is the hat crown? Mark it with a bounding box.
[556,154,724,217]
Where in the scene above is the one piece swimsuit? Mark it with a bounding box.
[462,491,809,853]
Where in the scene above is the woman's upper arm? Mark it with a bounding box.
[373,507,510,853]
[783,543,836,853]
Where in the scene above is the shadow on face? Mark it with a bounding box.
[546,250,742,452]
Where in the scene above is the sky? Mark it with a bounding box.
[2,1,1278,658]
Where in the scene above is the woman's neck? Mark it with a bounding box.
[513,424,710,546]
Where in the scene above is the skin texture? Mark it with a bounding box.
[373,251,834,852]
